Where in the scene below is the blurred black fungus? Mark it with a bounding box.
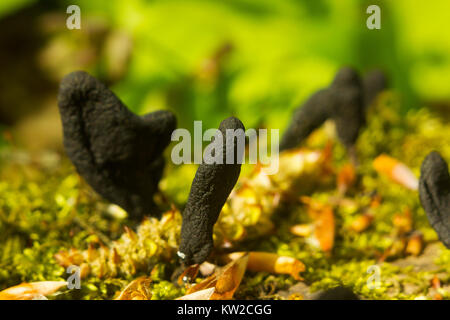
[279,67,364,154]
[419,151,450,248]
[278,88,331,151]
[178,116,245,265]
[363,69,388,109]
[329,67,365,151]
[57,71,176,220]
[311,286,360,300]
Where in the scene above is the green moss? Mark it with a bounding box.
[0,96,449,299]
[151,281,185,300]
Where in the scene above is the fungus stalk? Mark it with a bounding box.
[178,117,245,265]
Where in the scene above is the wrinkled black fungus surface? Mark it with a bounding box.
[178,117,245,265]
[58,71,176,220]
[419,151,450,248]
[363,69,387,109]
[280,67,364,151]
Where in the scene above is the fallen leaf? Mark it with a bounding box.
[405,232,423,256]
[301,197,335,252]
[176,287,216,300]
[431,276,441,290]
[115,276,152,300]
[428,275,443,300]
[227,252,305,281]
[373,154,418,190]
[186,254,248,300]
[0,281,67,300]
[290,224,314,237]
[54,248,84,268]
[177,264,200,286]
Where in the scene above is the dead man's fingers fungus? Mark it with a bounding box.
[419,151,450,248]
[279,67,365,156]
[178,116,245,266]
[58,71,176,220]
[363,69,388,109]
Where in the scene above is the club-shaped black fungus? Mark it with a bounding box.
[419,151,450,248]
[278,89,332,151]
[58,71,176,220]
[279,67,364,152]
[328,67,365,150]
[178,116,245,265]
[363,69,387,109]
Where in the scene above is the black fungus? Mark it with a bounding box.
[311,286,360,300]
[328,67,365,151]
[363,69,387,109]
[419,151,450,248]
[178,116,245,265]
[57,71,176,220]
[279,67,364,153]
[278,88,331,151]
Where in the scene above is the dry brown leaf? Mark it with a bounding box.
[373,154,418,190]
[186,254,248,300]
[176,287,216,300]
[301,197,335,252]
[115,276,152,300]
[177,264,200,286]
[429,276,443,300]
[54,248,84,268]
[337,163,356,195]
[405,232,424,256]
[290,224,314,237]
[431,276,441,290]
[227,252,305,281]
[0,281,67,300]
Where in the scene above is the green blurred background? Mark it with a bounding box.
[0,0,449,151]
